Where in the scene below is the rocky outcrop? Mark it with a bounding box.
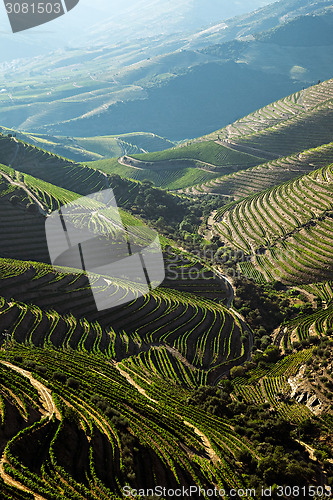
[288,365,324,415]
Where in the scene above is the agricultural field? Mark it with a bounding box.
[0,336,330,498]
[180,141,333,198]
[86,156,220,190]
[87,140,265,190]
[205,78,333,150]
[0,78,333,498]
[0,146,248,388]
[129,141,264,166]
[85,79,333,192]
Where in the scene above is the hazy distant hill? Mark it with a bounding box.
[0,127,175,161]
[2,0,333,141]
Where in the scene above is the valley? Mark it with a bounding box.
[0,74,332,497]
[0,0,332,498]
[2,0,333,141]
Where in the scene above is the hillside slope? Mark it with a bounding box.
[4,0,333,140]
[94,78,333,191]
[181,141,333,198]
[0,128,175,162]
[88,140,266,189]
[0,151,247,386]
[207,78,333,154]
[213,163,333,285]
[0,110,332,500]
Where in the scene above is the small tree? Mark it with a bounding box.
[53,371,67,383]
[66,377,80,390]
[264,345,280,363]
[230,365,245,379]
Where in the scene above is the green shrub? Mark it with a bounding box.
[66,377,80,390]
[52,371,67,383]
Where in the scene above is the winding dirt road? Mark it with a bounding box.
[0,361,61,499]
[0,170,48,215]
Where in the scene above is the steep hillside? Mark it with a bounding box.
[0,128,175,162]
[1,1,333,497]
[212,163,333,285]
[0,260,245,386]
[0,345,317,500]
[0,335,331,498]
[4,1,333,140]
[88,78,333,192]
[28,61,300,140]
[208,78,333,156]
[181,141,333,198]
[0,141,331,498]
[0,152,245,386]
[0,135,231,257]
[88,140,265,189]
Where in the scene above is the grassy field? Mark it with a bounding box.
[87,157,220,190]
[87,140,265,189]
[129,140,264,165]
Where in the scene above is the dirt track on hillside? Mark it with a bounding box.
[0,361,61,420]
[0,361,61,499]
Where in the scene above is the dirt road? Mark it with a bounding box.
[0,361,60,499]
[114,363,220,463]
[0,361,60,420]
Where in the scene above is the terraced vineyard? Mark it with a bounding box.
[0,135,111,197]
[129,141,264,166]
[0,347,267,500]
[211,90,306,141]
[0,254,248,384]
[88,141,266,190]
[233,349,315,422]
[303,281,333,304]
[82,79,333,194]
[0,167,246,388]
[0,76,333,498]
[180,141,333,198]
[272,295,333,350]
[237,103,333,158]
[213,164,333,284]
[88,156,220,190]
[0,169,140,263]
[0,339,328,498]
[205,78,333,151]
